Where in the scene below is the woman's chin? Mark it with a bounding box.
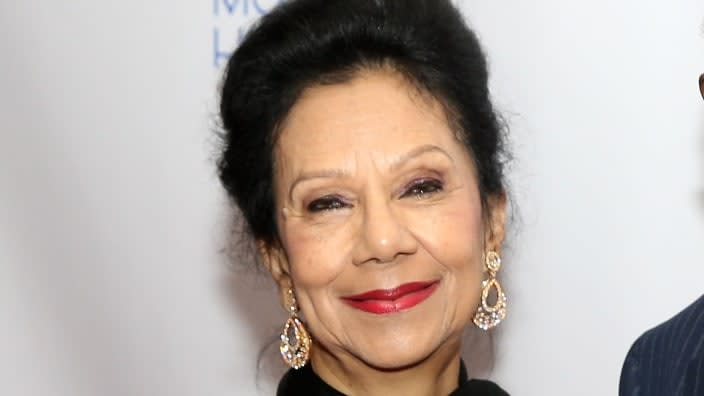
[355,349,434,371]
[348,335,445,371]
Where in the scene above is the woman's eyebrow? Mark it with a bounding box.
[388,144,454,172]
[288,169,350,201]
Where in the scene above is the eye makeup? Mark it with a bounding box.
[399,178,444,199]
[306,195,352,213]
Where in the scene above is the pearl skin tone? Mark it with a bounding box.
[260,69,506,396]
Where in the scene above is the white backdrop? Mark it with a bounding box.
[1,1,703,395]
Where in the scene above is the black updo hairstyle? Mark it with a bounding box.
[218,0,508,249]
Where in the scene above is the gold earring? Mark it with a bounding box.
[473,251,507,330]
[279,288,311,369]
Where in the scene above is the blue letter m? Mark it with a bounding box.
[214,0,249,16]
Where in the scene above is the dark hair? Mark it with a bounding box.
[218,0,508,248]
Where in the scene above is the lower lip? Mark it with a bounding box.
[342,282,440,315]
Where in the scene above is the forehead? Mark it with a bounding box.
[275,70,465,171]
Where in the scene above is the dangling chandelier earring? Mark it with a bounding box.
[473,251,507,330]
[279,288,311,369]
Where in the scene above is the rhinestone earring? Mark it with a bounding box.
[279,288,311,369]
[473,251,507,330]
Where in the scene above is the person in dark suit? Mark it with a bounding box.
[618,74,704,396]
[619,294,704,395]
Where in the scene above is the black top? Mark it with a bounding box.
[277,360,509,396]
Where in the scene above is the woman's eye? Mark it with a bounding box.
[306,196,350,212]
[401,179,444,199]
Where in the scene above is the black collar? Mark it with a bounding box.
[276,360,509,396]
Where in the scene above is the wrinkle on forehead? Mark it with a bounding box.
[274,66,464,149]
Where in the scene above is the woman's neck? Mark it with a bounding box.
[309,339,462,396]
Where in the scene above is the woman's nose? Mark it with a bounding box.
[352,198,418,265]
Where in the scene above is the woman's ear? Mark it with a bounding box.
[485,192,507,253]
[257,239,293,310]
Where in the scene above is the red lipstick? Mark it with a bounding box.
[341,281,439,314]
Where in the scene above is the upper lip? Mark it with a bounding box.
[341,281,438,301]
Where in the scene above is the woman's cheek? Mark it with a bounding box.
[411,204,483,274]
[283,220,351,286]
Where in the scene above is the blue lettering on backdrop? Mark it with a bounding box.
[213,28,240,68]
[213,0,284,67]
[214,0,249,16]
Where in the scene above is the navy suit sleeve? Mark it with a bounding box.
[619,294,704,396]
[620,336,644,396]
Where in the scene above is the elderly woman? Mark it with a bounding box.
[217,0,510,394]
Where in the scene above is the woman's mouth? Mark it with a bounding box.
[340,280,440,314]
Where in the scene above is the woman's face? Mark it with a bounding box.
[264,70,505,370]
